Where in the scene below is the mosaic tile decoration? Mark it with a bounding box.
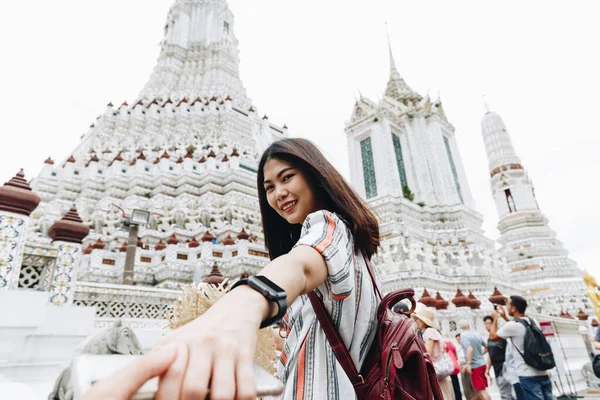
[0,214,28,290]
[360,137,377,199]
[49,243,82,306]
[392,133,408,188]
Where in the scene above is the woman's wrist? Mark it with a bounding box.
[228,285,273,325]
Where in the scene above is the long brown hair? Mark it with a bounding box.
[257,138,380,260]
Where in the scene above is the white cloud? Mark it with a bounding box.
[1,0,598,278]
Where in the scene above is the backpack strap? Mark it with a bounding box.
[511,318,528,359]
[306,252,381,388]
[307,291,364,387]
[361,252,383,301]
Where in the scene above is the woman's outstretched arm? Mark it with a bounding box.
[155,245,328,400]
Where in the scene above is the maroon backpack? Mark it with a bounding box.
[307,260,443,400]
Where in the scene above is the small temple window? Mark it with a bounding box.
[505,189,517,213]
[97,170,103,174]
[360,137,377,198]
[74,170,79,175]
[122,169,127,174]
[145,167,150,172]
[51,172,57,177]
[224,21,230,33]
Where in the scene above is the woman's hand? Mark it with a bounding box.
[79,343,178,400]
[153,248,326,399]
[155,285,270,400]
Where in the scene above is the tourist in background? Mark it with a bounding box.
[483,315,513,400]
[489,296,553,400]
[413,308,455,400]
[459,320,491,400]
[456,332,477,400]
[505,339,526,400]
[444,337,463,400]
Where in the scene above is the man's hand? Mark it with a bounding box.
[496,305,508,320]
[485,367,492,383]
[464,365,472,375]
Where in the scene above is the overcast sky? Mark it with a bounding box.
[1,0,599,277]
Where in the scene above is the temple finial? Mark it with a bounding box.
[483,94,490,113]
[385,22,397,72]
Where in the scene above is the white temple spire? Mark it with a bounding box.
[481,108,584,308]
[481,107,521,173]
[384,25,421,103]
[386,22,397,73]
[483,94,490,113]
[139,0,249,105]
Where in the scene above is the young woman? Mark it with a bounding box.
[413,308,456,400]
[132,138,381,400]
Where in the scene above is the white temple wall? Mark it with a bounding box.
[371,119,398,198]
[509,179,538,214]
[0,290,96,382]
[492,184,511,217]
[392,123,418,199]
[446,129,476,209]
[379,119,404,197]
[348,127,372,199]
[423,120,452,205]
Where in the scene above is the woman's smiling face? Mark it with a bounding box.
[262,158,321,225]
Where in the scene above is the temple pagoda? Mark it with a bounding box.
[19,0,286,318]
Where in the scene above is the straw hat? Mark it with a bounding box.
[413,307,436,328]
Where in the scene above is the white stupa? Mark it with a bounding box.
[481,108,587,314]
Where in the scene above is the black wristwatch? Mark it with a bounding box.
[231,276,287,329]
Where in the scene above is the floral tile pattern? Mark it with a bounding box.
[49,243,82,306]
[0,214,28,290]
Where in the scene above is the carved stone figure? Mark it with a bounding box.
[48,320,143,400]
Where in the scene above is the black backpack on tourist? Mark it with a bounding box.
[513,318,556,371]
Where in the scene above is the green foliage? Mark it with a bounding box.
[186,145,196,154]
[417,201,426,207]
[402,185,415,202]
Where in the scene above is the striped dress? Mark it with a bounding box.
[276,210,379,400]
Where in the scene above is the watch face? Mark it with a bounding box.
[252,276,286,299]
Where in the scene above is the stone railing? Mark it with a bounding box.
[73,281,180,319]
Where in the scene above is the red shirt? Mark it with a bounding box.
[443,339,461,375]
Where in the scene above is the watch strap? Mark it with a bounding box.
[231,277,287,329]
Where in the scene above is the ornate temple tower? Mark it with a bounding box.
[344,47,518,307]
[23,0,286,319]
[347,49,475,209]
[481,109,587,313]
